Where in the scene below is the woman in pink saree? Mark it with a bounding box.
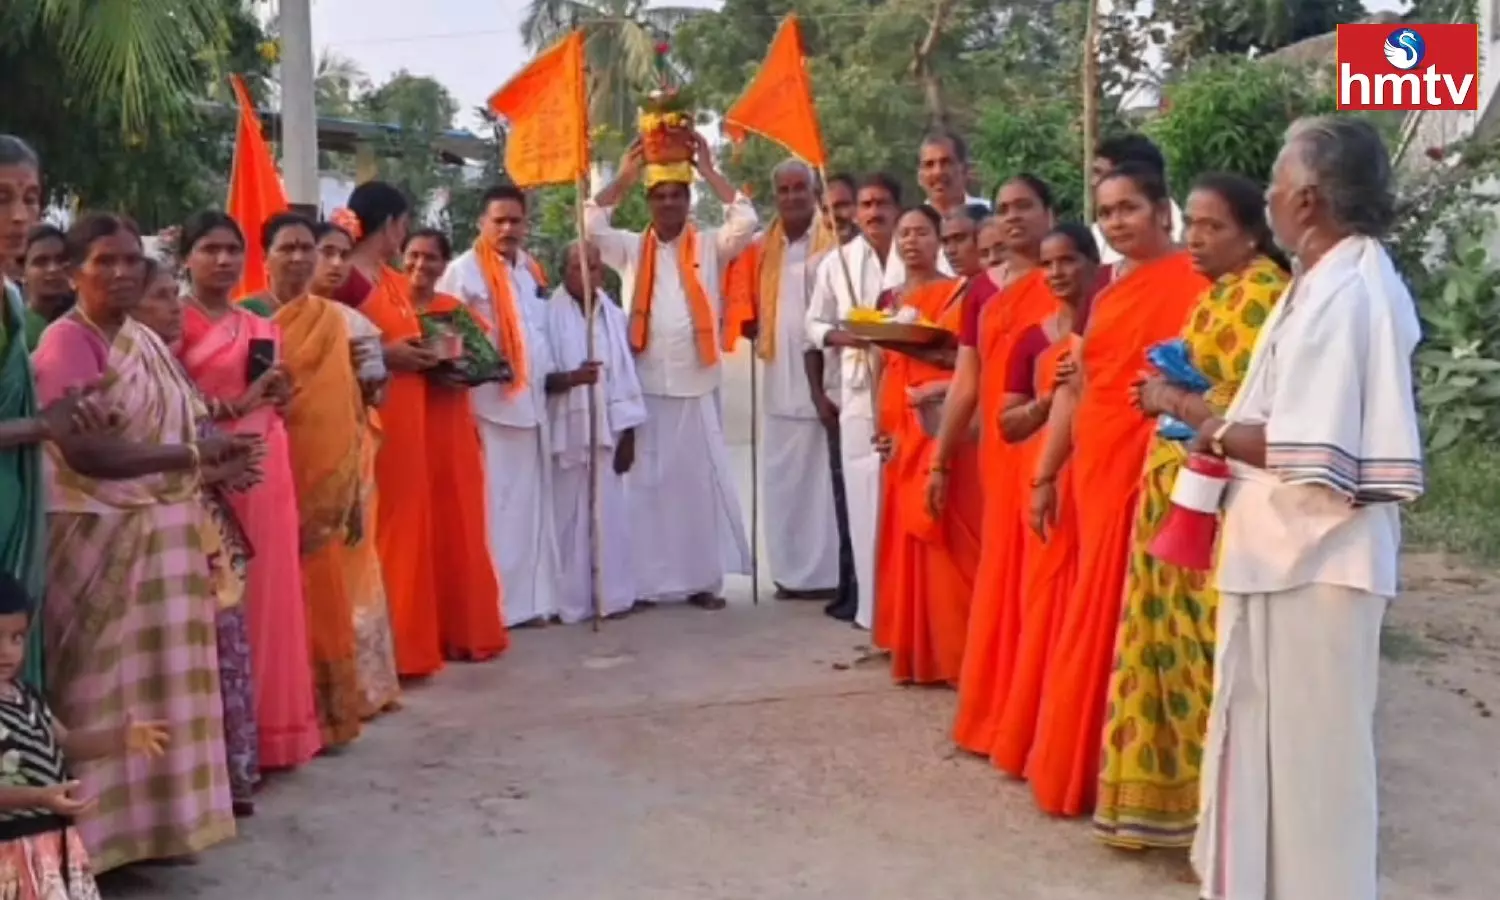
[177,212,321,779]
[31,213,254,871]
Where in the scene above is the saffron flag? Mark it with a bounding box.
[722,14,827,167]
[488,31,589,188]
[226,75,288,298]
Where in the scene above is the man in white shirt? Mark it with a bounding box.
[437,184,570,628]
[729,159,843,601]
[1090,133,1184,266]
[805,172,902,629]
[542,242,648,624]
[883,131,989,289]
[1187,116,1424,900]
[585,134,758,610]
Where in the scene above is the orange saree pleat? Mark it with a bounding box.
[875,280,980,685]
[952,270,1054,752]
[990,338,1079,777]
[361,269,443,678]
[423,294,508,661]
[1029,251,1208,816]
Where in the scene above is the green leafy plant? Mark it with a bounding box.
[1147,56,1334,194]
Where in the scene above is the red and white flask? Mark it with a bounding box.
[1148,453,1231,571]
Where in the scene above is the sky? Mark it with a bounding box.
[312,0,1409,134]
[310,0,718,132]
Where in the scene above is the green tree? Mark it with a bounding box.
[1145,56,1335,194]
[1,0,247,135]
[1122,0,1368,70]
[357,71,462,208]
[520,0,710,144]
[0,0,272,229]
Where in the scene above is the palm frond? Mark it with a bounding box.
[521,0,607,50]
[34,0,230,134]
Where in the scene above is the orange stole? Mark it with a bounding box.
[360,267,443,678]
[1028,251,1208,816]
[720,240,760,353]
[872,279,981,685]
[471,241,531,396]
[422,294,508,661]
[629,226,719,365]
[952,269,1055,751]
[991,337,1079,776]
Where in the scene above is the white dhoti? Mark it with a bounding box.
[1193,584,1386,900]
[762,414,840,592]
[628,393,752,600]
[552,452,634,623]
[480,421,561,626]
[839,412,880,630]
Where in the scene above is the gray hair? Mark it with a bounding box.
[1281,115,1394,237]
[771,158,819,190]
[0,135,39,170]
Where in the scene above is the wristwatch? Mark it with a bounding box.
[1209,419,1234,457]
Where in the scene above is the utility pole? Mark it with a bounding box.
[279,0,320,214]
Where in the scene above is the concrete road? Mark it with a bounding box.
[122,349,1195,900]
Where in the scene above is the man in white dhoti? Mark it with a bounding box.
[729,159,842,600]
[585,133,757,609]
[1183,115,1425,900]
[437,184,571,627]
[883,132,989,290]
[543,242,647,623]
[806,172,903,629]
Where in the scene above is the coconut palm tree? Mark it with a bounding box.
[520,0,709,140]
[4,0,239,134]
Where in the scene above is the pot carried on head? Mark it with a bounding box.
[639,86,695,187]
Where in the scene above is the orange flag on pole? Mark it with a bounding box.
[488,31,590,188]
[226,75,288,298]
[722,14,827,167]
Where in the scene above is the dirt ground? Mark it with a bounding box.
[113,353,1500,899]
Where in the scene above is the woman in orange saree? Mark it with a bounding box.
[988,223,1098,777]
[1027,163,1209,816]
[935,175,1058,752]
[251,213,367,748]
[872,207,981,686]
[342,182,443,679]
[178,211,322,776]
[401,229,507,661]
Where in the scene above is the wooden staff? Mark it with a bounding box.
[574,178,606,631]
[750,340,760,605]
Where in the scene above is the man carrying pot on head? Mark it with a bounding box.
[585,119,758,611]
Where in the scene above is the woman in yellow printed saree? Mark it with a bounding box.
[30,214,256,871]
[1094,174,1290,850]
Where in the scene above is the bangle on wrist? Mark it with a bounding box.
[186,442,201,472]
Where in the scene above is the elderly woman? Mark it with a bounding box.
[1185,116,1424,900]
[31,213,257,870]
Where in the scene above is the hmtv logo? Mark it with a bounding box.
[1336,23,1480,110]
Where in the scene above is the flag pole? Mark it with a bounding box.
[750,337,760,605]
[576,175,606,632]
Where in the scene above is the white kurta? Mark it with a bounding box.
[805,237,895,629]
[1193,236,1424,900]
[759,233,840,592]
[437,248,563,626]
[544,287,648,623]
[585,197,759,601]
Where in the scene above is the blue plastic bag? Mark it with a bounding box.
[1146,339,1210,441]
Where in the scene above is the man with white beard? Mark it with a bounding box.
[543,241,647,623]
[585,133,758,609]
